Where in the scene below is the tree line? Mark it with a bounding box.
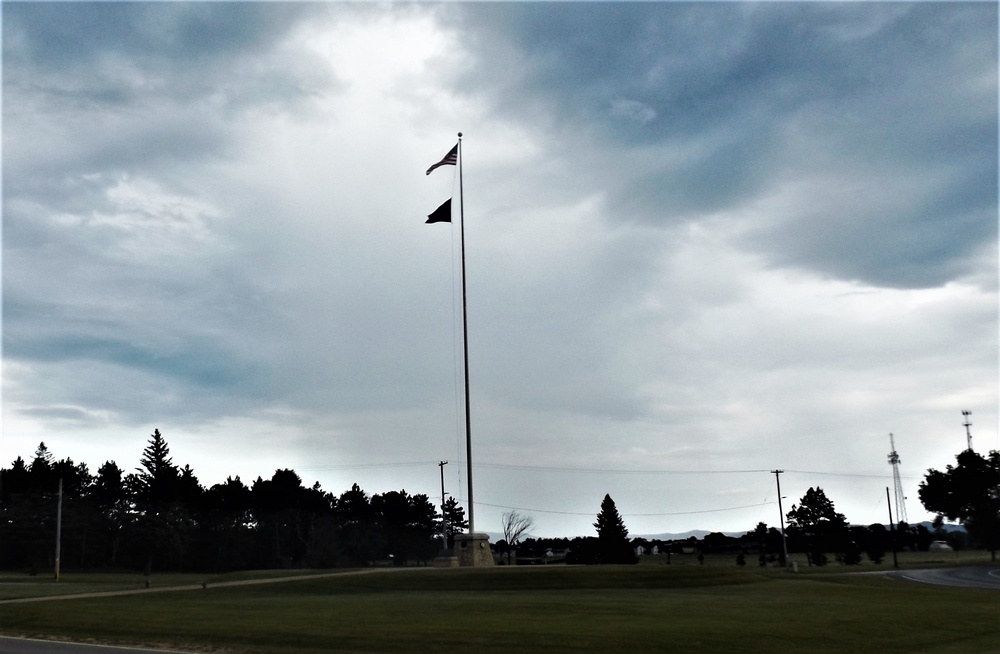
[0,430,468,573]
[503,448,1000,567]
[2,431,996,573]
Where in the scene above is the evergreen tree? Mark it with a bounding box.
[53,458,91,499]
[91,461,129,565]
[864,524,888,564]
[197,476,255,571]
[440,496,469,548]
[32,442,54,469]
[49,458,94,568]
[2,457,31,496]
[128,430,195,572]
[594,494,636,564]
[405,493,440,562]
[251,469,325,568]
[0,454,52,570]
[372,490,438,564]
[334,483,380,565]
[29,442,57,491]
[134,429,180,506]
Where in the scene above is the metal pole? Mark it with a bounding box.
[439,460,448,548]
[886,486,898,569]
[54,477,63,581]
[457,132,474,534]
[772,470,789,567]
[962,410,973,451]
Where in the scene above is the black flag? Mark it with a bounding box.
[426,198,452,224]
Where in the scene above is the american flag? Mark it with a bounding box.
[426,144,458,175]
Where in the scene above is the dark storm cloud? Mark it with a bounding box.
[3,3,312,71]
[4,3,333,178]
[2,2,996,536]
[2,3,336,416]
[452,2,997,289]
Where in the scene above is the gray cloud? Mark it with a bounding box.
[452,2,997,289]
[2,3,996,536]
[3,3,312,72]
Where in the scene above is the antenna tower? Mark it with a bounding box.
[962,410,973,451]
[887,433,907,524]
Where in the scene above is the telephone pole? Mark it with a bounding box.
[886,486,899,568]
[54,477,63,581]
[438,460,448,549]
[771,470,789,567]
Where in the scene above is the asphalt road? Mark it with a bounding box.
[892,565,1000,590]
[0,637,196,654]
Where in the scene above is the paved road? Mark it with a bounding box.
[892,565,1000,590]
[0,637,196,654]
[0,567,393,605]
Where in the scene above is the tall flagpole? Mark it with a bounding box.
[456,132,475,533]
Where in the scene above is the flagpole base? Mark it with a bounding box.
[433,547,460,568]
[454,532,494,567]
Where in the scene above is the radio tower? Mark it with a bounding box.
[962,410,973,451]
[887,433,907,524]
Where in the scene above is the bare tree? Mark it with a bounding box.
[501,510,534,564]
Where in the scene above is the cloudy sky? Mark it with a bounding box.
[3,2,997,538]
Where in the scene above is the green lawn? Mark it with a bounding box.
[0,564,997,653]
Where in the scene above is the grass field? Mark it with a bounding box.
[1,557,997,653]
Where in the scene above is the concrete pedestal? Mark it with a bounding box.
[433,548,460,568]
[453,532,494,567]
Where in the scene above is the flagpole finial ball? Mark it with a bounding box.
[458,132,463,138]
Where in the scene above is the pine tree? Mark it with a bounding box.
[135,429,180,506]
[139,429,173,479]
[130,429,192,572]
[441,496,469,548]
[31,442,54,469]
[29,442,57,490]
[91,461,128,565]
[594,494,635,564]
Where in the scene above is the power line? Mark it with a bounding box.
[298,461,439,471]
[475,499,775,518]
[479,462,920,480]
[297,460,922,481]
[477,463,771,474]
[783,468,920,481]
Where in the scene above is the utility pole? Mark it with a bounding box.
[886,486,898,569]
[962,410,973,451]
[771,470,789,568]
[438,461,448,549]
[54,476,63,581]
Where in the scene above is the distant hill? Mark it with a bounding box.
[495,522,964,543]
[637,522,965,542]
[915,521,966,533]
[637,530,743,541]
